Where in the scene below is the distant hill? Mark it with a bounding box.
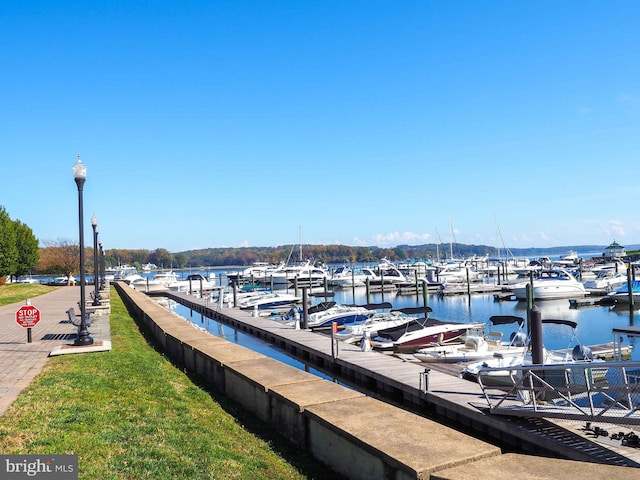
[173,242,640,267]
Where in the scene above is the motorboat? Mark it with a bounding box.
[327,266,368,288]
[375,259,412,286]
[461,319,603,386]
[606,280,640,306]
[583,270,628,292]
[397,261,430,278]
[435,264,480,284]
[131,271,179,292]
[226,262,285,285]
[511,268,588,300]
[412,315,528,364]
[371,311,485,354]
[168,273,218,293]
[511,257,552,277]
[17,275,39,284]
[283,302,376,331]
[553,250,580,268]
[104,264,139,282]
[123,274,146,286]
[589,257,628,276]
[359,259,411,289]
[237,291,301,310]
[256,260,329,288]
[336,307,429,344]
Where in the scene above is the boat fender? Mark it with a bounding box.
[572,344,593,361]
[283,306,301,322]
[360,331,372,352]
[510,331,527,347]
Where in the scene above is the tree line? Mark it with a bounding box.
[0,206,39,283]
[1,201,629,282]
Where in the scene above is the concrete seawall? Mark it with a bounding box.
[114,282,634,480]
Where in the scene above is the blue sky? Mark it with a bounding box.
[2,1,639,252]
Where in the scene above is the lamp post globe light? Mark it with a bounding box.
[91,214,101,306]
[73,155,94,346]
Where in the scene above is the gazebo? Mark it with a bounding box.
[603,240,626,259]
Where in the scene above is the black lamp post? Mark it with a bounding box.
[99,240,106,290]
[91,214,101,305]
[73,156,94,346]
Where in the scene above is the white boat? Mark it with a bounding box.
[131,271,179,292]
[511,268,588,300]
[52,275,77,285]
[606,280,640,305]
[376,259,412,286]
[258,260,329,288]
[336,308,422,344]
[283,302,376,331]
[327,266,368,288]
[105,264,138,282]
[17,276,39,284]
[413,315,528,364]
[435,264,480,284]
[358,259,411,289]
[553,250,580,268]
[511,257,552,277]
[123,274,146,286]
[397,261,430,278]
[371,310,486,354]
[583,270,628,292]
[168,273,218,293]
[461,319,602,386]
[237,291,301,310]
[589,257,628,276]
[226,262,285,285]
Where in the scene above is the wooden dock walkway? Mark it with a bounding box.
[155,290,640,468]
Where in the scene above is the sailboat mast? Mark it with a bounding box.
[495,215,501,262]
[299,226,303,262]
[448,217,454,260]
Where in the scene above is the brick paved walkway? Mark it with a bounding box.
[0,286,110,416]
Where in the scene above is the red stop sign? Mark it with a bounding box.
[16,305,41,328]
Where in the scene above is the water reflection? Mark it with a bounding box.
[163,300,342,382]
[329,288,639,361]
[157,285,639,363]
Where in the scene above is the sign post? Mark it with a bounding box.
[16,301,41,343]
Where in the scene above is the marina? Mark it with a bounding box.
[132,279,640,469]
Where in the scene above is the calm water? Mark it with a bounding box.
[328,287,639,361]
[164,269,639,362]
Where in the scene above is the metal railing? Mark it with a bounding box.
[477,361,640,425]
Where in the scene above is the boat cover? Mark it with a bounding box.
[307,302,336,314]
[541,318,578,330]
[377,317,466,342]
[490,315,524,326]
[391,306,433,315]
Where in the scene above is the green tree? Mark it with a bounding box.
[174,253,188,269]
[13,220,39,279]
[151,248,174,269]
[0,206,18,279]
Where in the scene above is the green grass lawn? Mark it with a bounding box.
[0,285,341,479]
[0,283,58,305]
